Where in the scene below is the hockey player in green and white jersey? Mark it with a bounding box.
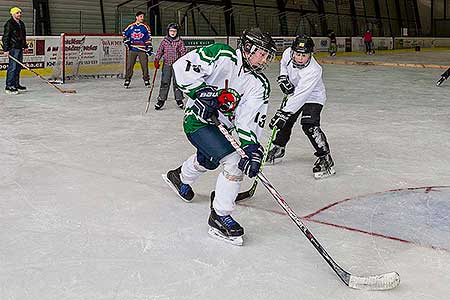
[163,28,276,245]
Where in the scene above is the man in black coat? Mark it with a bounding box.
[2,7,28,94]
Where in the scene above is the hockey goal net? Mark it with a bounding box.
[50,33,126,83]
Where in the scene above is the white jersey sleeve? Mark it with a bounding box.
[173,43,237,99]
[279,48,290,77]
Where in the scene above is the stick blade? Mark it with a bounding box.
[62,90,77,93]
[348,272,400,290]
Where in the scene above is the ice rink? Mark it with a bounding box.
[1,50,450,300]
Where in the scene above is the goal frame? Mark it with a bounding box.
[58,33,126,83]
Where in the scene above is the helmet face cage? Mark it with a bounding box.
[167,23,179,37]
[240,30,276,73]
[291,36,314,69]
[291,51,312,69]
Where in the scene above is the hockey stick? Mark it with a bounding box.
[212,115,400,290]
[236,126,277,201]
[210,127,277,202]
[231,94,287,201]
[213,83,280,202]
[129,45,153,55]
[144,68,159,113]
[238,127,277,200]
[8,55,77,94]
[234,94,288,201]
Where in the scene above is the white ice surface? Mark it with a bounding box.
[1,59,450,300]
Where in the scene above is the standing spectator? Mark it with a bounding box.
[153,23,187,110]
[328,29,337,56]
[2,7,28,95]
[363,29,374,55]
[122,11,153,88]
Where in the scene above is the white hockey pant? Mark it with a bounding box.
[213,152,243,216]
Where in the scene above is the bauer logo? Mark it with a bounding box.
[199,91,218,98]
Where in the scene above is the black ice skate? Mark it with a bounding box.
[162,166,194,202]
[208,208,244,246]
[176,100,184,109]
[5,86,19,95]
[144,80,150,87]
[124,80,130,88]
[154,100,165,110]
[436,77,446,87]
[313,154,336,179]
[267,145,285,164]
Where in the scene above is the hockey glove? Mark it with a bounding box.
[193,86,220,121]
[123,38,131,49]
[145,45,153,56]
[277,75,295,95]
[238,144,264,178]
[269,109,292,130]
[154,59,160,69]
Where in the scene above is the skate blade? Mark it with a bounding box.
[161,174,193,203]
[268,157,284,165]
[314,167,336,180]
[208,227,243,246]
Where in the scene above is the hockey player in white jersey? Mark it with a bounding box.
[267,35,335,179]
[162,28,276,245]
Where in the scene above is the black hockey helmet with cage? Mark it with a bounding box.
[291,35,314,54]
[239,28,277,73]
[291,34,314,68]
[167,23,179,38]
[167,23,179,31]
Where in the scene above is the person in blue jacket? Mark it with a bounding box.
[122,11,153,88]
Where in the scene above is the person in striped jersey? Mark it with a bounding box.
[162,28,276,245]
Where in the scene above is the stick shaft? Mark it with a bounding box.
[144,68,159,113]
[8,55,74,93]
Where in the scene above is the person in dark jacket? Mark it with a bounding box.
[328,29,337,56]
[2,7,28,94]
